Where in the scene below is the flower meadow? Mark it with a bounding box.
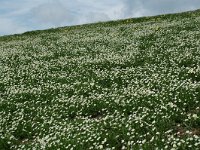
[0,10,200,150]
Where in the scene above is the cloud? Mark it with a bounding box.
[121,0,200,18]
[79,12,110,24]
[30,1,74,27]
[1,0,200,35]
[121,0,144,17]
[0,18,28,35]
[29,0,113,26]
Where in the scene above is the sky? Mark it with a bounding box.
[0,0,200,36]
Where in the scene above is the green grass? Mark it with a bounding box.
[0,9,200,150]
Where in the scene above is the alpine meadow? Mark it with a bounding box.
[0,9,200,150]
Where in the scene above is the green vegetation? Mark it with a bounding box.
[0,10,200,149]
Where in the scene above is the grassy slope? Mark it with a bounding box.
[0,10,200,149]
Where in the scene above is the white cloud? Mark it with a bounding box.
[89,12,110,22]
[104,4,125,20]
[0,18,28,35]
[121,0,200,17]
[30,1,73,27]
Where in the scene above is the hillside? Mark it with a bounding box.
[0,10,200,149]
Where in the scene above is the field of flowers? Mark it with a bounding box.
[0,10,200,149]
